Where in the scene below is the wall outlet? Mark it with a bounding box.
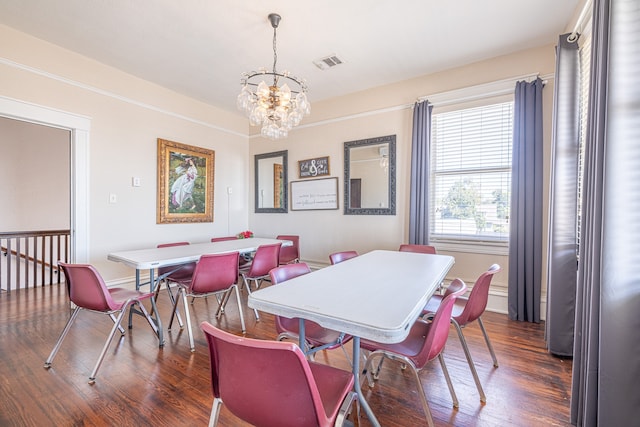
[132,177,141,187]
[227,187,233,194]
[109,193,117,203]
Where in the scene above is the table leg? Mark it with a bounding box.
[135,269,165,347]
[353,336,380,427]
[148,269,164,347]
[296,321,379,425]
[298,318,306,351]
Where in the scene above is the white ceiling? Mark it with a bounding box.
[0,0,579,114]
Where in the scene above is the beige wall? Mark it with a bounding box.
[1,23,557,315]
[0,25,250,280]
[250,44,557,315]
[0,116,70,230]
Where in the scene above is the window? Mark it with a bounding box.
[430,102,514,245]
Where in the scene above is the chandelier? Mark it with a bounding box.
[237,13,310,140]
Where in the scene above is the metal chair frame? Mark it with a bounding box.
[168,252,245,352]
[45,262,158,384]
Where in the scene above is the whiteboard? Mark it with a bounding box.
[290,177,339,211]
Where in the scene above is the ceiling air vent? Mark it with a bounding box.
[313,54,344,70]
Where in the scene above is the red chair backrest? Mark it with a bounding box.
[270,263,312,335]
[416,278,467,367]
[269,262,311,285]
[58,262,118,312]
[247,243,282,277]
[329,251,358,265]
[456,264,501,325]
[201,321,331,427]
[190,252,240,294]
[398,244,436,254]
[157,242,195,280]
[211,236,236,242]
[277,235,300,264]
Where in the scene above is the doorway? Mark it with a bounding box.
[0,96,90,263]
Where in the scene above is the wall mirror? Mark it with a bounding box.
[255,150,288,213]
[344,135,396,215]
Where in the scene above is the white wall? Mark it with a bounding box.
[0,24,250,280]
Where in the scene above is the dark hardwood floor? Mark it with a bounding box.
[0,283,573,426]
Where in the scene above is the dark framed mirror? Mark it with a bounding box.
[255,150,288,213]
[344,135,396,215]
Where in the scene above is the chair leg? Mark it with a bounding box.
[453,319,486,402]
[89,306,129,384]
[168,287,185,331]
[437,353,459,408]
[335,391,358,427]
[242,276,260,320]
[230,285,246,333]
[109,313,126,334]
[477,316,499,367]
[181,291,196,352]
[209,397,223,427]
[44,307,81,368]
[372,355,386,380]
[407,361,436,427]
[134,300,159,337]
[165,283,184,328]
[215,289,232,317]
[363,351,383,388]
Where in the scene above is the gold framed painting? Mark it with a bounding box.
[157,138,215,224]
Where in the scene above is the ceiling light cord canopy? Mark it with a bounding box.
[237,13,310,140]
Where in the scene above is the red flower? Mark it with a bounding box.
[237,230,254,239]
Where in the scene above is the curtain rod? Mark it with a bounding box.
[568,0,592,42]
[416,72,546,106]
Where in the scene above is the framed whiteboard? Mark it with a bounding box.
[290,177,339,211]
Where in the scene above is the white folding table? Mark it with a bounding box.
[248,249,455,426]
[108,237,291,346]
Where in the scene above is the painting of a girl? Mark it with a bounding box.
[171,158,198,209]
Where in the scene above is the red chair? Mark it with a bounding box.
[422,264,501,402]
[200,321,357,427]
[399,244,442,292]
[360,279,467,426]
[270,263,353,360]
[210,236,236,242]
[329,251,358,265]
[45,262,158,384]
[276,234,300,265]
[239,242,281,320]
[168,252,244,351]
[156,242,196,327]
[211,236,250,268]
[398,243,436,254]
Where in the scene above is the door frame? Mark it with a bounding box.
[0,96,90,262]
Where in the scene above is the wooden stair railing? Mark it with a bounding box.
[0,230,70,292]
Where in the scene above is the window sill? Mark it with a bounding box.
[432,240,509,256]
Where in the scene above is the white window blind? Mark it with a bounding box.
[430,102,513,244]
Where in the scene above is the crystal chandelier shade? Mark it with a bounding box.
[237,13,310,140]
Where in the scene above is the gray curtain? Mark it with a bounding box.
[408,101,433,244]
[546,34,580,356]
[508,78,544,322]
[571,0,640,425]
